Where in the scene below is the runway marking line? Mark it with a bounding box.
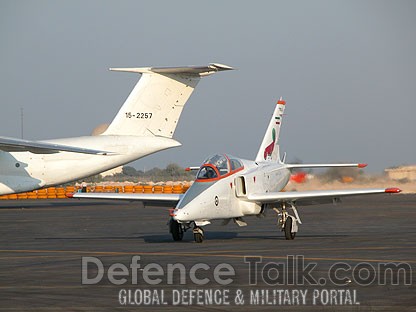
[0,249,415,264]
[0,255,79,260]
[200,246,416,254]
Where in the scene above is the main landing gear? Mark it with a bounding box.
[274,202,301,240]
[284,217,296,240]
[169,218,184,241]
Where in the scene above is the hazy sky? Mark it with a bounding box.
[1,0,415,172]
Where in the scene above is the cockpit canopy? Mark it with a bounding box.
[196,154,244,181]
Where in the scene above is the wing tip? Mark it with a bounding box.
[66,193,74,198]
[209,63,235,71]
[358,163,368,168]
[385,187,402,193]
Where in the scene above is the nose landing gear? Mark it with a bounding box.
[168,216,207,243]
[193,226,204,243]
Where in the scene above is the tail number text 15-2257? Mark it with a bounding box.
[125,112,153,119]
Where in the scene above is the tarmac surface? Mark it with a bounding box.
[0,194,415,311]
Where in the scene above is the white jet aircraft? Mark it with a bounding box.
[0,63,233,195]
[70,98,401,243]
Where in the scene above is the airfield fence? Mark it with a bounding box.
[0,183,190,200]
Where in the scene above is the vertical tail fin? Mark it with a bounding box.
[255,97,286,163]
[102,64,233,138]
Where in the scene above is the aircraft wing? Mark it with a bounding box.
[0,136,116,155]
[284,163,368,169]
[68,192,182,207]
[247,188,401,206]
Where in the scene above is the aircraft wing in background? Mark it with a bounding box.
[0,136,116,155]
[68,192,182,207]
[247,188,401,206]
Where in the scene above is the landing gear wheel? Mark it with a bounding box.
[193,227,204,243]
[194,233,204,243]
[169,218,183,241]
[284,217,296,240]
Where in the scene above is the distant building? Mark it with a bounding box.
[385,165,416,181]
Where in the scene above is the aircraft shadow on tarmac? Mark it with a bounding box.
[36,236,143,241]
[35,232,349,243]
[139,232,350,243]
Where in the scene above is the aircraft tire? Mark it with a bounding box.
[169,219,183,241]
[284,217,296,240]
[194,232,204,243]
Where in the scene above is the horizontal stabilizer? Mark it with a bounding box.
[0,136,116,155]
[185,167,200,171]
[109,63,234,77]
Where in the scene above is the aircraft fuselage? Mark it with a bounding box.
[174,158,291,223]
[0,136,180,195]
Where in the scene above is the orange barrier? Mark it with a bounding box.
[17,193,28,200]
[0,183,190,200]
[172,185,183,194]
[66,186,75,193]
[134,185,144,193]
[124,185,134,193]
[104,185,114,192]
[143,185,153,193]
[95,185,104,192]
[153,185,163,193]
[163,185,173,193]
[47,187,56,193]
[56,187,66,199]
[27,191,37,199]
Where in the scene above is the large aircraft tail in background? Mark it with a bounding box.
[103,64,233,138]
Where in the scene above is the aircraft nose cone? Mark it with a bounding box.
[173,208,190,222]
